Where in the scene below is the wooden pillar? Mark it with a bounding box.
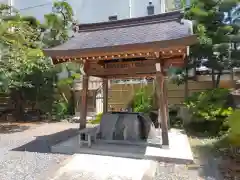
[163,79,170,129]
[103,78,108,113]
[79,75,89,130]
[184,57,189,99]
[156,62,169,147]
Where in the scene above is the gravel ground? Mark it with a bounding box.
[0,122,220,180]
[0,122,78,180]
[154,163,201,180]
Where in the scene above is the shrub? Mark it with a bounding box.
[169,106,183,128]
[183,88,233,135]
[132,86,153,113]
[184,88,233,121]
[51,100,69,121]
[227,109,240,146]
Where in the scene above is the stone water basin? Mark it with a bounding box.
[96,112,161,147]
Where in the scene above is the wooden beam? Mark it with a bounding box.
[52,47,187,65]
[79,75,89,130]
[103,78,108,113]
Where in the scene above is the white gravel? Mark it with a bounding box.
[154,163,200,180]
[0,122,219,180]
[0,122,77,180]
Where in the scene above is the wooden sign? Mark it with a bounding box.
[88,60,156,77]
[87,57,185,77]
[104,60,147,69]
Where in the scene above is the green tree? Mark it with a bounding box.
[0,4,56,121]
[43,0,74,48]
[231,6,240,25]
[185,0,240,88]
[43,1,81,116]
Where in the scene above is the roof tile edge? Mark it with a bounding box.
[73,10,184,32]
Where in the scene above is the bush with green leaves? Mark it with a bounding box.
[132,86,153,113]
[183,88,233,135]
[50,93,80,121]
[227,109,240,146]
[184,88,233,121]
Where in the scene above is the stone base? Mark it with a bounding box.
[51,129,194,164]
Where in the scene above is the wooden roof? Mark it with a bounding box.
[43,10,197,59]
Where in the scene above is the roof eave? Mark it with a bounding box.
[43,35,198,59]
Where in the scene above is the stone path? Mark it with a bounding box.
[52,154,157,180]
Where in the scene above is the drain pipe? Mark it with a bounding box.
[129,0,132,18]
[9,0,14,15]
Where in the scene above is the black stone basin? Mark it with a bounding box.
[98,112,157,142]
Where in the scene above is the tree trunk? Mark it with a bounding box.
[68,90,75,115]
[230,68,235,89]
[184,68,189,99]
[11,90,25,122]
[211,69,216,88]
[216,70,222,88]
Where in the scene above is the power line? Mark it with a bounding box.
[18,2,52,11]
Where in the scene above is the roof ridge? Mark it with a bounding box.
[74,10,184,33]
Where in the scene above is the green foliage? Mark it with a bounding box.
[43,0,75,48]
[43,2,80,116]
[184,88,233,136]
[52,100,69,120]
[0,4,48,92]
[132,86,153,113]
[168,106,183,128]
[185,0,240,88]
[89,113,103,124]
[227,109,240,146]
[167,67,186,85]
[184,88,233,121]
[0,1,77,121]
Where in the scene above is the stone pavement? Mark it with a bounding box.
[51,154,157,180]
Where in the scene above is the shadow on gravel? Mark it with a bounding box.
[0,124,30,134]
[11,128,79,153]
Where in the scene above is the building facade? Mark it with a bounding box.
[2,0,179,23]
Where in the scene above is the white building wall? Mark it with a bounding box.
[10,0,166,23]
[0,0,10,5]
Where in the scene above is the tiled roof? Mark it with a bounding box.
[44,10,196,57]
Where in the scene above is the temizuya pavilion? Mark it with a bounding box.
[43,10,197,147]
